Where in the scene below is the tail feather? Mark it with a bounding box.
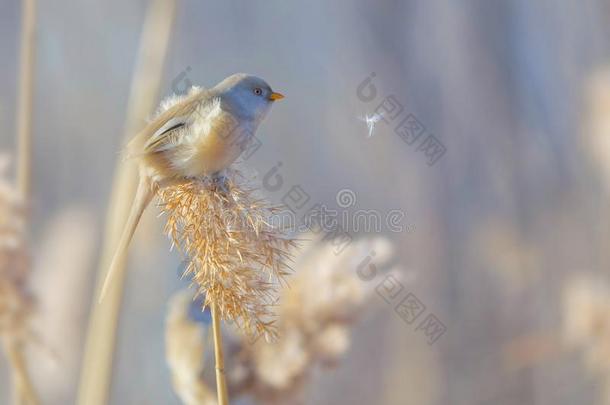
[99,176,154,302]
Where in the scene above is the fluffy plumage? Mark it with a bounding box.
[129,74,279,183]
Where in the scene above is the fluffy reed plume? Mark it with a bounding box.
[165,234,396,405]
[166,291,216,405]
[0,155,37,405]
[158,170,295,340]
[563,274,610,404]
[228,235,393,404]
[563,275,610,371]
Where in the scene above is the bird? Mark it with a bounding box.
[100,73,285,300]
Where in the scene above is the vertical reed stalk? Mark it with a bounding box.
[77,1,178,404]
[211,303,229,405]
[7,0,38,404]
[3,338,38,405]
[16,0,35,202]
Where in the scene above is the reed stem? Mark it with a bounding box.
[3,338,39,405]
[77,1,178,404]
[211,303,229,405]
[16,0,35,202]
[6,1,38,404]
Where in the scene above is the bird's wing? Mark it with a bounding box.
[143,97,224,154]
[143,116,189,153]
[126,87,210,157]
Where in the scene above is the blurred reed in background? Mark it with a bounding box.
[165,234,399,405]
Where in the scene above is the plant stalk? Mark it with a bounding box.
[16,0,35,202]
[3,338,39,405]
[76,0,178,404]
[211,303,229,405]
[7,0,38,404]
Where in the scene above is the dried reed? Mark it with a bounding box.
[165,234,395,405]
[0,0,39,403]
[166,290,216,405]
[158,170,296,404]
[0,155,37,405]
[211,303,228,405]
[229,236,392,404]
[16,0,35,202]
[158,173,294,338]
[29,208,96,403]
[77,1,178,404]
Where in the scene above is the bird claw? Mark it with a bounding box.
[211,173,230,195]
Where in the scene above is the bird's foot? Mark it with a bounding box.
[211,173,230,195]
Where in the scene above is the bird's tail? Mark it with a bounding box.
[99,176,154,302]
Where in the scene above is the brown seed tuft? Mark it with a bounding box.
[158,170,295,340]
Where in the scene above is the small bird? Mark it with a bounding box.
[100,73,284,300]
[359,112,384,138]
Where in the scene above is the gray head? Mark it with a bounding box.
[213,73,284,121]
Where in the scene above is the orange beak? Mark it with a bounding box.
[269,92,285,101]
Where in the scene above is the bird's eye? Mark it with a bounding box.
[253,88,263,96]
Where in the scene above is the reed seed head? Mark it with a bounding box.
[158,170,295,340]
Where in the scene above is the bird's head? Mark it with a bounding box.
[214,73,284,122]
